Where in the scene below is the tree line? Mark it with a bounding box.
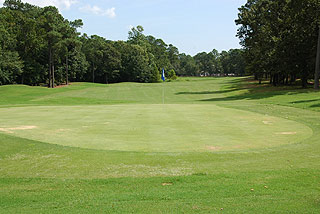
[0,0,246,87]
[236,0,320,88]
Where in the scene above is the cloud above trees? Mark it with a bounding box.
[21,0,78,10]
[80,5,116,18]
[1,1,116,19]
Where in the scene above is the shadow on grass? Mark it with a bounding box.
[199,91,302,102]
[311,103,320,108]
[176,88,244,95]
[292,99,320,104]
[176,77,316,102]
[175,77,252,96]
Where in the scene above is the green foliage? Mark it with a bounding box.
[178,49,245,77]
[166,69,177,80]
[0,47,23,85]
[236,0,320,87]
[219,49,246,76]
[0,1,248,86]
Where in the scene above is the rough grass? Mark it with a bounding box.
[0,77,320,213]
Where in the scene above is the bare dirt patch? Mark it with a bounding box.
[162,182,173,186]
[206,146,222,151]
[276,132,297,135]
[55,83,71,88]
[232,145,242,149]
[0,126,37,134]
[262,121,273,125]
[55,129,71,133]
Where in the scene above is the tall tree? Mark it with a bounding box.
[236,0,320,87]
[314,25,320,89]
[41,6,64,88]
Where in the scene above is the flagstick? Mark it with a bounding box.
[161,68,165,105]
[162,81,165,104]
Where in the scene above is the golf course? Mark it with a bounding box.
[1,77,320,213]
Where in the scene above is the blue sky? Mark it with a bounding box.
[1,0,247,55]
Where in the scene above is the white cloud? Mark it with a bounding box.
[80,5,116,18]
[105,7,116,18]
[0,0,4,6]
[21,0,78,10]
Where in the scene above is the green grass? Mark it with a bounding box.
[0,77,320,213]
[0,104,312,152]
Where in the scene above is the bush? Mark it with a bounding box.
[166,69,177,80]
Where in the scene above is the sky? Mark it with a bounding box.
[0,0,247,56]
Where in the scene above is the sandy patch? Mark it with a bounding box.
[54,129,71,133]
[232,145,242,149]
[55,83,71,88]
[42,154,60,159]
[262,121,273,125]
[276,132,297,135]
[206,146,222,151]
[0,126,37,133]
[162,182,173,186]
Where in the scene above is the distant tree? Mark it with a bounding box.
[128,25,147,48]
[0,47,24,85]
[167,44,180,71]
[178,54,199,76]
[194,52,215,76]
[56,19,83,85]
[82,35,122,84]
[117,41,159,83]
[315,25,320,89]
[166,69,177,80]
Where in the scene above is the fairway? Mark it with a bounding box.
[0,104,312,152]
[1,77,320,213]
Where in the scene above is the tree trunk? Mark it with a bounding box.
[302,78,308,88]
[48,47,52,88]
[66,54,69,85]
[314,26,320,90]
[92,63,95,83]
[52,63,55,88]
[302,74,308,88]
[273,73,278,86]
[291,74,296,83]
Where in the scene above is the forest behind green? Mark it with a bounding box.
[0,0,246,87]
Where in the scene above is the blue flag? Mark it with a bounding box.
[161,68,165,82]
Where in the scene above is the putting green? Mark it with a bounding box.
[0,104,312,152]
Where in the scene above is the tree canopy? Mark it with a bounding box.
[236,0,320,87]
[0,0,246,87]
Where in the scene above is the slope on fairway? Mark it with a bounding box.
[0,104,312,152]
